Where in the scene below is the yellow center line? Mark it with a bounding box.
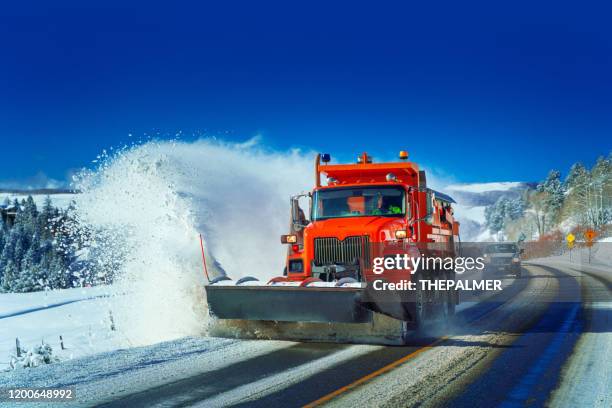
[303,336,449,407]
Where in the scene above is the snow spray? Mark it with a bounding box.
[71,138,312,346]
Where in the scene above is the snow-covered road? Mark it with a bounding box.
[0,260,610,407]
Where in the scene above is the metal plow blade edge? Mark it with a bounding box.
[205,284,412,345]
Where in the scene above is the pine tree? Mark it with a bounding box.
[505,197,526,221]
[590,155,612,226]
[13,230,26,272]
[38,196,55,241]
[561,155,612,228]
[564,162,588,191]
[536,170,566,225]
[2,260,18,291]
[0,226,5,288]
[0,194,120,292]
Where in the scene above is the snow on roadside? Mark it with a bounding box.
[0,286,111,318]
[0,286,122,370]
[0,336,292,407]
[528,243,612,272]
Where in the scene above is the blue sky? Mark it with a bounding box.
[1,1,611,187]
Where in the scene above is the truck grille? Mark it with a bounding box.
[314,236,371,267]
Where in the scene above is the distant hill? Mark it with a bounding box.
[445,182,536,207]
[445,182,535,241]
[0,188,78,195]
[0,188,78,209]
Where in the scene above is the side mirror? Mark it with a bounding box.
[291,194,310,231]
[520,248,525,254]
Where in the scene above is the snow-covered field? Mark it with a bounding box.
[0,286,123,371]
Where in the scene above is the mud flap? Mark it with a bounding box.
[205,285,373,323]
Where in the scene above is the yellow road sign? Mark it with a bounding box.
[566,233,575,243]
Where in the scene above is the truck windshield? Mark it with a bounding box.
[312,186,406,220]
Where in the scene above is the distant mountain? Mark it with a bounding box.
[0,188,78,209]
[445,182,536,207]
[445,182,535,241]
[0,188,78,195]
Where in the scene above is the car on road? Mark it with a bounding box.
[483,243,523,277]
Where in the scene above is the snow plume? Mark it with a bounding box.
[71,139,313,346]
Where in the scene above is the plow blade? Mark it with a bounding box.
[205,285,373,323]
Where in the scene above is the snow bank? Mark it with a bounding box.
[532,243,612,269]
[0,287,119,370]
[9,343,59,370]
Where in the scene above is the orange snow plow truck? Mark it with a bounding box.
[206,151,460,344]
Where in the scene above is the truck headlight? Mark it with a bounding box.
[395,230,407,239]
[281,234,297,243]
[512,257,520,263]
